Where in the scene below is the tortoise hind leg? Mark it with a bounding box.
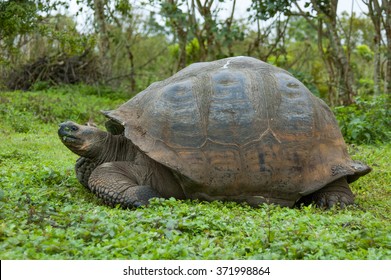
[88,161,161,208]
[296,177,354,208]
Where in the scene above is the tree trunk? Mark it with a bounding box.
[383,0,391,94]
[177,27,188,69]
[365,0,382,95]
[311,0,356,105]
[165,0,187,70]
[328,23,356,104]
[93,0,111,77]
[194,0,221,60]
[317,17,337,105]
[190,0,207,61]
[226,0,236,57]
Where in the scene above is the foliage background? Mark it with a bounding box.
[0,0,390,260]
[1,0,390,104]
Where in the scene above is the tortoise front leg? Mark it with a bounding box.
[88,161,161,208]
[75,157,97,188]
[296,177,354,208]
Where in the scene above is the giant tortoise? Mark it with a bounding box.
[58,56,371,208]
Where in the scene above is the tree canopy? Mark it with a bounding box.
[0,0,390,105]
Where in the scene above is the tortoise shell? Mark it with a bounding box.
[105,56,370,206]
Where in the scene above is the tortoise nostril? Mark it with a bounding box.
[58,122,78,133]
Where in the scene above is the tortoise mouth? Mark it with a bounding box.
[58,122,81,144]
[60,134,79,143]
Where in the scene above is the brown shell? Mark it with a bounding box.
[105,56,370,206]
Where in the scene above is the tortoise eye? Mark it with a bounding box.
[70,125,78,131]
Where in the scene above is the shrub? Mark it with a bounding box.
[334,94,390,144]
[0,85,129,133]
[355,44,374,61]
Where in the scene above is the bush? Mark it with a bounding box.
[334,94,390,144]
[0,85,130,133]
[6,51,102,91]
[355,44,374,61]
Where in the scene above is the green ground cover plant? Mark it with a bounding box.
[0,87,390,259]
[334,94,390,144]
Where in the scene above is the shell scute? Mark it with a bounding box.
[208,69,259,145]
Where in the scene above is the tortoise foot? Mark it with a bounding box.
[296,177,354,209]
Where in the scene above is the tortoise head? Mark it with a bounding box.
[58,121,108,158]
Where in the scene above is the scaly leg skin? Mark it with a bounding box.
[88,161,161,208]
[75,157,97,188]
[297,177,354,209]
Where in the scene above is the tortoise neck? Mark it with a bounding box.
[75,134,137,188]
[95,133,137,165]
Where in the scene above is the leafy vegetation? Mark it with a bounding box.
[1,87,390,260]
[0,0,389,261]
[0,85,129,133]
[334,94,391,144]
[1,1,390,105]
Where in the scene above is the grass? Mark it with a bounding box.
[0,86,390,259]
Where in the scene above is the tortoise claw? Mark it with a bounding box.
[132,201,144,208]
[316,197,326,208]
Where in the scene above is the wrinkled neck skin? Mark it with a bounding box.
[75,133,139,188]
[94,133,137,165]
